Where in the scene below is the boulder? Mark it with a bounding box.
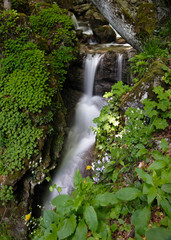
[117,38,127,44]
[86,10,108,28]
[93,25,116,44]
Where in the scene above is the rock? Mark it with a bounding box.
[93,25,116,43]
[95,49,131,95]
[136,3,158,36]
[120,61,165,112]
[55,0,73,9]
[73,3,91,16]
[12,0,30,14]
[116,38,126,44]
[86,10,108,28]
[131,0,137,3]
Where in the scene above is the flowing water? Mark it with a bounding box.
[116,53,123,81]
[44,54,105,208]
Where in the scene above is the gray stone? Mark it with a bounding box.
[93,25,116,44]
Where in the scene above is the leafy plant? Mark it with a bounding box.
[32,170,117,240]
[0,185,14,205]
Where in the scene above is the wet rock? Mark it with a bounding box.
[93,25,116,44]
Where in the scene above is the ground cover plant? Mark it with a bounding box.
[0,4,77,211]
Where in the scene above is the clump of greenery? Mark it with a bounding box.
[30,4,78,89]
[0,5,77,177]
[0,185,14,205]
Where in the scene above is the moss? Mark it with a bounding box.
[120,61,165,112]
[136,3,158,37]
[116,0,136,24]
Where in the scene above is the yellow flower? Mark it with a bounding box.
[83,180,86,184]
[86,165,91,170]
[25,213,31,221]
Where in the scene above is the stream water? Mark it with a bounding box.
[44,54,105,208]
[116,53,123,82]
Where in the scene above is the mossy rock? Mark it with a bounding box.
[93,25,116,44]
[136,3,158,37]
[120,60,165,112]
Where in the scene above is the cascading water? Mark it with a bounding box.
[44,54,104,208]
[116,53,123,81]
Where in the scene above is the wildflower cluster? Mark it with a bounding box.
[91,153,111,183]
[29,157,43,174]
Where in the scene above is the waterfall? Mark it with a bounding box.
[116,53,123,81]
[71,14,79,30]
[44,54,104,208]
[84,54,103,97]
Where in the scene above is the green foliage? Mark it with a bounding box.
[32,170,115,240]
[0,185,14,205]
[0,4,77,176]
[0,41,54,113]
[30,4,77,89]
[0,9,30,44]
[129,39,170,83]
[145,228,171,240]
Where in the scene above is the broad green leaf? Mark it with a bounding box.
[51,195,74,215]
[111,224,118,232]
[57,214,76,239]
[51,194,72,207]
[147,187,157,204]
[162,65,169,71]
[136,168,154,186]
[73,169,82,189]
[97,221,112,240]
[160,216,170,227]
[161,199,171,219]
[143,183,151,194]
[136,148,148,157]
[84,206,98,232]
[131,207,151,235]
[145,228,171,240]
[43,210,59,228]
[72,219,87,240]
[93,192,119,207]
[148,161,166,170]
[152,150,164,160]
[73,195,84,211]
[115,187,141,201]
[161,139,169,153]
[44,224,58,240]
[161,184,171,194]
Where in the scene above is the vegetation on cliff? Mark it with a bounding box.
[0,3,77,238]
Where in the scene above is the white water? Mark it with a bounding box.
[71,14,93,35]
[44,54,104,208]
[71,14,79,30]
[116,53,123,81]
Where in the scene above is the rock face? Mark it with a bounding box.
[66,44,133,98]
[120,61,165,112]
[151,0,171,21]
